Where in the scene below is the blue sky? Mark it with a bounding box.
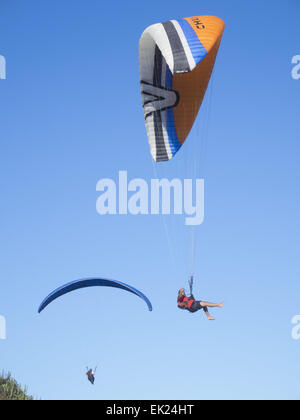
[0,0,299,400]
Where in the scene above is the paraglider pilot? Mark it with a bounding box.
[86,367,96,385]
[177,278,224,321]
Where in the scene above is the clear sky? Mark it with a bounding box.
[0,0,299,400]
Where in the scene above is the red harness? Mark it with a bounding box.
[177,295,195,310]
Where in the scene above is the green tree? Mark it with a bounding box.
[0,371,34,400]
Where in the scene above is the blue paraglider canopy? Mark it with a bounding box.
[38,278,153,313]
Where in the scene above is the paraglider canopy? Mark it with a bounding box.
[38,278,153,313]
[139,15,225,162]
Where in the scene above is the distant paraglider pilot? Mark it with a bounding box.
[177,285,224,321]
[86,367,96,385]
